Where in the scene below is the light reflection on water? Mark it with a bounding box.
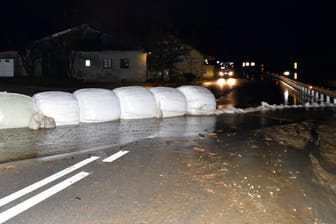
[202,78,239,91]
[203,78,323,109]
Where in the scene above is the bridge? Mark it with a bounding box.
[271,73,336,104]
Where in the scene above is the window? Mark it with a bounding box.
[103,58,112,69]
[85,59,91,67]
[120,59,129,69]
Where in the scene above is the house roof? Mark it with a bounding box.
[30,24,143,51]
[0,51,18,58]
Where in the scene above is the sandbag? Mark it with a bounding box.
[113,86,156,119]
[150,87,187,118]
[73,88,120,123]
[0,92,34,129]
[32,91,79,126]
[177,85,216,115]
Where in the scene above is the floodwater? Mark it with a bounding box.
[1,77,336,223]
[1,107,335,163]
[202,77,316,109]
[1,77,336,163]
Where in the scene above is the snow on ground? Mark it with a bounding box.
[216,101,336,115]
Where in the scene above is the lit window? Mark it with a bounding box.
[103,58,112,69]
[120,59,129,69]
[85,59,91,67]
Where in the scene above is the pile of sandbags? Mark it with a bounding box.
[32,91,79,126]
[0,92,34,129]
[150,87,187,118]
[74,88,120,123]
[113,86,156,119]
[177,85,216,115]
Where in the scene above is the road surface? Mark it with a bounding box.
[1,78,336,223]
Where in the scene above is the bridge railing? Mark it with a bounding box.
[271,73,336,104]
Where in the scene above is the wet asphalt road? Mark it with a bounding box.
[1,78,336,223]
[1,108,336,223]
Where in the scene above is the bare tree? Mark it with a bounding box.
[147,34,191,81]
[18,45,41,77]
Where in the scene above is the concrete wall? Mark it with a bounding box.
[73,50,147,82]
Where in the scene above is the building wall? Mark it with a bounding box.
[203,65,216,80]
[73,50,147,82]
[173,48,205,78]
[0,58,14,77]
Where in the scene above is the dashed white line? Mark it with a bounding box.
[0,156,99,208]
[0,171,90,224]
[102,150,129,163]
[0,149,131,223]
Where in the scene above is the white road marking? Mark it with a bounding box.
[0,171,90,224]
[0,156,99,208]
[102,150,129,163]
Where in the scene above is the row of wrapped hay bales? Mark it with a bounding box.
[0,86,216,129]
[114,86,156,119]
[150,87,187,118]
[0,92,34,129]
[32,91,80,126]
[74,88,120,122]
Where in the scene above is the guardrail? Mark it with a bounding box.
[271,74,336,104]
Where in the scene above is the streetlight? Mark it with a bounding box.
[293,62,298,80]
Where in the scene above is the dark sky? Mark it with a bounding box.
[1,0,335,80]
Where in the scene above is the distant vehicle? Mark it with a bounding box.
[218,69,234,78]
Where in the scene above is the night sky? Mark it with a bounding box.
[1,0,335,81]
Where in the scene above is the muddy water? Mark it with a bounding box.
[1,108,336,163]
[0,116,217,163]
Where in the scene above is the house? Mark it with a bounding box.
[145,34,208,81]
[0,51,16,77]
[173,47,206,80]
[73,50,147,82]
[8,24,147,83]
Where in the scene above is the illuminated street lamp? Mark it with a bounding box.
[293,62,298,80]
[283,71,290,76]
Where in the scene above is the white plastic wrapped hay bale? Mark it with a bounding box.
[73,88,120,123]
[150,87,187,118]
[0,92,34,129]
[32,91,79,126]
[113,86,156,119]
[177,85,216,115]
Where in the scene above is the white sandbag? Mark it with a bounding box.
[73,88,120,123]
[0,92,34,129]
[113,86,156,119]
[32,91,79,126]
[150,87,187,118]
[177,85,216,115]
